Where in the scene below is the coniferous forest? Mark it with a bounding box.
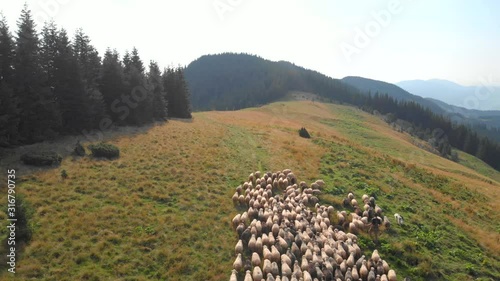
[0,5,192,147]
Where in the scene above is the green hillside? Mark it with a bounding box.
[1,101,499,280]
[184,53,361,111]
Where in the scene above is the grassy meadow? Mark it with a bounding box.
[1,101,499,280]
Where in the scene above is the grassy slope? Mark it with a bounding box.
[1,101,499,280]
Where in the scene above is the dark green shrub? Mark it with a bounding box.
[73,141,86,156]
[21,151,62,166]
[88,142,120,159]
[61,169,68,179]
[299,127,311,138]
[15,196,34,242]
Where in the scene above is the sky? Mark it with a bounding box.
[1,0,499,86]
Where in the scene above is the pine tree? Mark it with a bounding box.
[14,4,60,142]
[73,29,105,127]
[149,61,168,120]
[0,13,20,145]
[99,48,126,123]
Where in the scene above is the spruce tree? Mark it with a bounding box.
[0,13,15,84]
[122,50,131,74]
[54,29,92,132]
[131,47,144,73]
[73,28,105,127]
[40,21,59,88]
[173,67,192,118]
[122,48,151,124]
[0,13,20,145]
[163,67,176,116]
[149,61,168,120]
[99,48,126,123]
[14,4,60,142]
[163,66,192,118]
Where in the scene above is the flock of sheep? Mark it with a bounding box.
[229,169,399,281]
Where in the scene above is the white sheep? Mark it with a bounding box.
[394,213,404,225]
[371,249,380,263]
[244,270,253,281]
[249,234,257,252]
[282,261,292,277]
[303,270,312,281]
[233,253,243,271]
[315,179,326,188]
[262,259,272,276]
[388,269,397,281]
[271,261,279,276]
[252,252,261,266]
[253,266,263,281]
[235,240,243,255]
[230,171,401,281]
[266,273,275,281]
[271,245,280,262]
[230,269,238,281]
[232,214,241,228]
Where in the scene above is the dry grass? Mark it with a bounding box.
[0,100,499,280]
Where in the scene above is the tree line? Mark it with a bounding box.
[360,93,500,170]
[0,5,191,146]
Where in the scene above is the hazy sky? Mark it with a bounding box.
[1,0,499,86]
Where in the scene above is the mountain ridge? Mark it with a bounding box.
[397,79,500,111]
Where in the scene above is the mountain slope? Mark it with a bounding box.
[428,97,500,129]
[397,79,500,111]
[184,53,361,111]
[343,76,500,141]
[341,76,446,115]
[1,101,499,280]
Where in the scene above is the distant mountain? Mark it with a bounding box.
[341,76,445,115]
[342,77,500,140]
[397,79,500,111]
